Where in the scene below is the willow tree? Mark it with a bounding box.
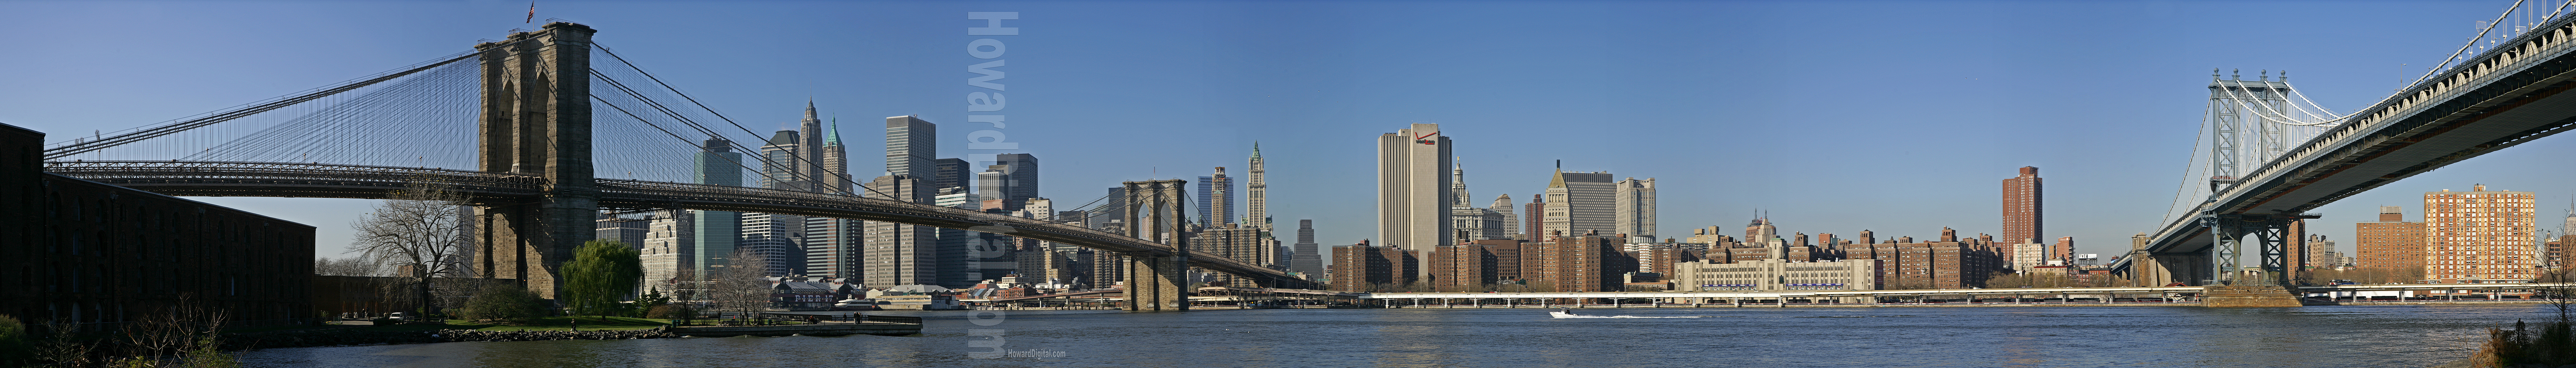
[349,180,475,315]
[564,240,642,316]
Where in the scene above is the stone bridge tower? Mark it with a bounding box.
[1121,179,1192,312]
[473,22,599,299]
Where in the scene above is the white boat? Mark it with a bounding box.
[1549,310,1705,319]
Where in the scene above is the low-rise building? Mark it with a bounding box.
[1669,259,1881,291]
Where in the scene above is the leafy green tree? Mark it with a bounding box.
[564,240,643,316]
[0,314,25,366]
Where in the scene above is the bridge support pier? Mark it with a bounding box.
[1123,255,1189,312]
[2201,213,2314,286]
[1119,180,1191,312]
[471,22,599,300]
[2149,252,2209,286]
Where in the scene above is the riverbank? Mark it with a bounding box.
[212,316,681,350]
[221,327,679,350]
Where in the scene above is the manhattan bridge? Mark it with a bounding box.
[2113,0,2576,286]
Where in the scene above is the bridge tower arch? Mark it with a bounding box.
[1121,179,1192,312]
[472,22,599,299]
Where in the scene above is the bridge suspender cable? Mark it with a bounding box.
[43,52,478,160]
[592,47,864,198]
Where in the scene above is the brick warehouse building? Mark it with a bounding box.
[2,123,316,328]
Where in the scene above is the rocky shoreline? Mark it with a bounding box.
[221,327,681,350]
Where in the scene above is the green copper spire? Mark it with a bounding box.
[1250,141,1261,158]
[825,115,841,146]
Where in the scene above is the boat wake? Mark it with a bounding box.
[1549,312,1705,319]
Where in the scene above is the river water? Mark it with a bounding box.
[238,304,2557,367]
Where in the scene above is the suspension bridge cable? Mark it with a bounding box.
[592,47,861,195]
[2418,0,2532,86]
[45,51,477,159]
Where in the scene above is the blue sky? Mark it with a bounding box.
[3,0,2564,262]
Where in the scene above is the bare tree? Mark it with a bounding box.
[350,179,476,315]
[708,250,774,320]
[117,294,232,367]
[314,257,385,277]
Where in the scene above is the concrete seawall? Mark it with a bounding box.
[668,322,920,337]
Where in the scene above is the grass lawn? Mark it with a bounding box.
[359,316,671,332]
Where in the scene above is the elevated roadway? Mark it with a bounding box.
[2147,13,2576,259]
[44,160,1314,289]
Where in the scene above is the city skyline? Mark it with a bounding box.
[17,1,2576,265]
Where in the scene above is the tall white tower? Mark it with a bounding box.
[1377,123,1452,253]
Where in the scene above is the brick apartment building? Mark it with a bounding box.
[1426,243,1497,291]
[1328,240,1417,291]
[1521,230,1637,292]
[2355,206,2428,273]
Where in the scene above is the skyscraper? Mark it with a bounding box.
[817,111,852,194]
[2002,167,2043,247]
[1449,162,1507,240]
[1087,186,1127,231]
[691,137,743,276]
[1199,167,1235,226]
[1494,194,1517,240]
[866,116,941,287]
[759,130,812,192]
[1377,124,1452,254]
[2424,185,2538,282]
[982,153,1039,211]
[1542,169,1615,238]
[933,158,971,192]
[738,212,806,276]
[1290,219,1322,277]
[797,100,826,192]
[1245,144,1270,231]
[885,116,937,178]
[802,105,861,279]
[1613,177,1656,243]
[804,215,862,279]
[864,174,937,287]
[1191,224,1276,287]
[934,187,986,288]
[1522,193,1544,241]
[2356,206,2428,274]
[595,214,649,247]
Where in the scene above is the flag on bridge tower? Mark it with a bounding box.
[525,1,536,23]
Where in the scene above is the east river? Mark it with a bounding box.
[238,304,2553,367]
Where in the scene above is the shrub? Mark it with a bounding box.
[644,304,694,319]
[458,284,548,323]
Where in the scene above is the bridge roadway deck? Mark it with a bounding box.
[42,160,1310,288]
[2149,11,2576,255]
